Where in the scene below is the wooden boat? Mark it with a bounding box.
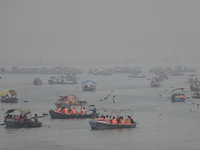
[82,80,97,91]
[49,109,98,119]
[0,90,18,103]
[88,108,138,130]
[150,80,161,87]
[4,107,43,128]
[191,91,200,99]
[33,78,42,85]
[190,81,200,91]
[170,71,184,76]
[171,88,186,102]
[187,74,197,84]
[48,76,78,85]
[128,73,146,78]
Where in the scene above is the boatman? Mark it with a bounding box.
[31,114,44,122]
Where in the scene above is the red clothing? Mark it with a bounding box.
[112,119,118,124]
[81,109,85,114]
[71,109,78,114]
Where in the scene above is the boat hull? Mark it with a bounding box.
[48,80,78,85]
[171,97,185,102]
[89,120,138,130]
[4,119,25,128]
[128,75,146,78]
[1,98,18,103]
[49,110,97,119]
[24,121,42,128]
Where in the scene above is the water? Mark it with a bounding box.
[0,69,200,150]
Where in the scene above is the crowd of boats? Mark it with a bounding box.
[0,65,198,130]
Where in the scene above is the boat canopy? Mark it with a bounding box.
[5,107,31,115]
[0,90,18,97]
[171,88,185,95]
[82,80,96,84]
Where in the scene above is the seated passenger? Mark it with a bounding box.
[14,115,20,120]
[70,108,78,114]
[111,117,118,124]
[99,115,105,121]
[94,116,98,121]
[57,108,63,113]
[125,116,131,125]
[63,107,69,114]
[81,107,85,114]
[119,116,125,125]
[105,115,111,123]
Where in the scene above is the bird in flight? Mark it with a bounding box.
[99,91,114,102]
[112,95,115,103]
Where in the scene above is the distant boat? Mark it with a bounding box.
[190,81,200,91]
[171,88,186,102]
[0,90,18,103]
[33,78,42,85]
[150,80,161,87]
[48,76,78,85]
[128,73,146,78]
[191,91,200,99]
[82,80,97,91]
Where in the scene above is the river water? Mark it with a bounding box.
[0,67,200,150]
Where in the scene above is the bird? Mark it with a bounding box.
[156,107,160,112]
[76,86,79,89]
[112,95,115,103]
[99,91,114,102]
[90,95,95,100]
[159,95,161,97]
[158,113,163,118]
[197,104,199,109]
[1,108,4,110]
[190,105,195,113]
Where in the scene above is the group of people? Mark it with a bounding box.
[95,115,135,125]
[4,113,43,122]
[57,107,86,115]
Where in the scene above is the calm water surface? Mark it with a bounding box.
[0,68,200,150]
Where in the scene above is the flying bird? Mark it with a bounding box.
[190,105,195,113]
[112,95,115,103]
[197,104,199,109]
[90,95,95,100]
[156,107,160,112]
[99,91,114,102]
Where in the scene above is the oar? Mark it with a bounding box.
[18,99,28,102]
[0,123,5,126]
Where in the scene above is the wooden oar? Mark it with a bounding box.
[18,99,28,102]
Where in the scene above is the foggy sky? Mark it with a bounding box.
[0,0,200,67]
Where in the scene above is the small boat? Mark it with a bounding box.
[82,80,97,91]
[33,78,42,85]
[187,74,197,84]
[150,80,161,87]
[48,76,78,85]
[171,88,186,102]
[88,108,138,130]
[170,71,184,76]
[190,81,200,91]
[128,73,146,78]
[4,107,42,128]
[0,90,18,103]
[191,91,200,99]
[49,108,98,119]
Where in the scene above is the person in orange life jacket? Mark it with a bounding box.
[125,116,131,125]
[70,107,78,114]
[119,116,125,125]
[14,115,20,120]
[57,108,63,113]
[100,115,105,121]
[81,107,86,114]
[111,117,118,124]
[63,107,69,114]
[105,115,111,123]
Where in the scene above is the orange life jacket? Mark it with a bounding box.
[105,117,110,123]
[81,109,85,114]
[71,109,78,114]
[180,95,185,98]
[100,117,105,121]
[64,108,69,114]
[14,116,20,120]
[112,119,118,124]
[125,118,131,125]
[94,118,98,121]
[57,108,62,113]
[119,118,125,125]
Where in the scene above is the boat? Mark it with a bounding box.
[4,107,42,128]
[190,80,200,91]
[0,90,18,103]
[48,76,78,85]
[128,73,146,78]
[82,80,97,91]
[171,88,186,102]
[187,74,197,84]
[33,78,42,85]
[191,91,200,99]
[170,71,184,76]
[150,80,161,87]
[88,108,138,130]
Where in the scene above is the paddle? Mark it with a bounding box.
[0,123,5,126]
[18,99,28,102]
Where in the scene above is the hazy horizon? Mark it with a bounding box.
[1,1,200,68]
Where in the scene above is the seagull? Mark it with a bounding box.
[90,95,95,100]
[197,104,199,109]
[76,86,79,89]
[112,95,115,103]
[156,107,160,112]
[190,105,195,113]
[99,91,114,102]
[158,113,163,118]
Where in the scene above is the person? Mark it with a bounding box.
[111,117,118,124]
[4,114,10,120]
[99,115,105,121]
[63,107,69,114]
[116,115,120,124]
[5,94,9,98]
[125,116,131,125]
[119,116,125,125]
[81,107,85,115]
[108,115,113,122]
[70,107,78,114]
[130,117,135,124]
[19,115,24,122]
[14,115,20,120]
[57,108,63,113]
[105,115,110,123]
[92,107,97,114]
[23,115,28,122]
[11,94,16,98]
[94,116,98,121]
[31,114,44,122]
